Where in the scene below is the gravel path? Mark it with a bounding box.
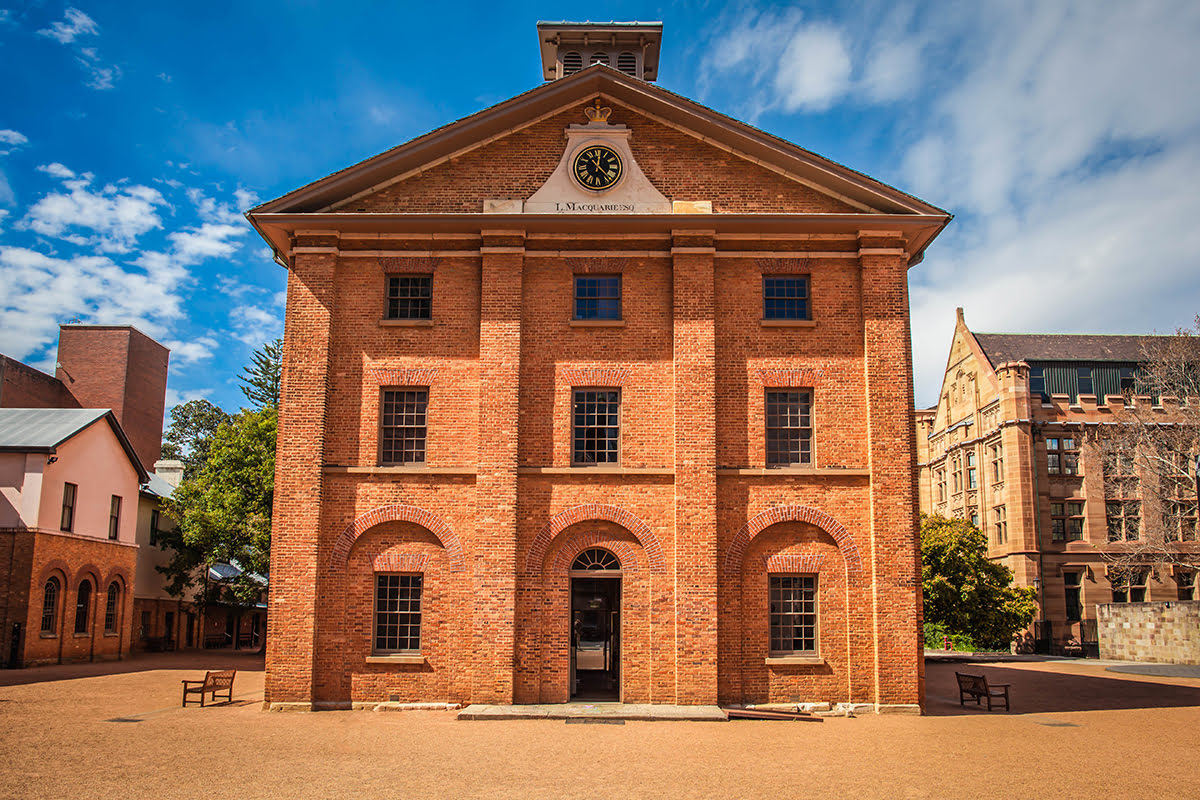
[2,653,1198,799]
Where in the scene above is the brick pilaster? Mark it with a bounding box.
[265,244,337,706]
[474,231,524,702]
[859,240,922,708]
[672,232,718,704]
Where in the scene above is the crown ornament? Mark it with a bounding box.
[584,99,612,123]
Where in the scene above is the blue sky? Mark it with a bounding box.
[2,1,1198,414]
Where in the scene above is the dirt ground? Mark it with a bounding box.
[2,653,1198,799]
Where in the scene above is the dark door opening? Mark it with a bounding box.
[571,576,620,700]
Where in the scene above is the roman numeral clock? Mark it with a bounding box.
[518,101,671,214]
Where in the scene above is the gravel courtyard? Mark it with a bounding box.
[2,652,1198,799]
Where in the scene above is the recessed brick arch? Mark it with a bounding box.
[723,505,861,575]
[550,534,643,573]
[329,505,464,572]
[525,503,665,574]
[72,563,103,586]
[102,567,132,591]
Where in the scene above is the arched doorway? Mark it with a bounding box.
[570,548,621,700]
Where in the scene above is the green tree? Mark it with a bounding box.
[161,399,230,480]
[237,338,282,409]
[921,514,1038,651]
[165,407,277,606]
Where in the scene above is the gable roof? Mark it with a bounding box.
[0,408,150,483]
[248,65,951,267]
[974,334,1178,368]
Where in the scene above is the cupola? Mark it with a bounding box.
[536,20,663,81]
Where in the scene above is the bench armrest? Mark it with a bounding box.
[989,683,1012,688]
[181,680,205,687]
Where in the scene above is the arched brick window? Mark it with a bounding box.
[74,580,92,634]
[40,578,60,634]
[104,581,121,634]
[571,548,620,571]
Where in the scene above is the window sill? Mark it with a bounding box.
[104,632,119,638]
[519,466,674,476]
[39,632,56,639]
[72,632,89,638]
[379,319,433,327]
[568,319,625,327]
[366,654,426,665]
[718,467,869,477]
[761,319,816,328]
[323,465,477,475]
[765,656,824,666]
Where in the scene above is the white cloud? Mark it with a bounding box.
[773,26,853,112]
[38,8,98,44]
[165,386,214,408]
[233,188,259,211]
[0,209,9,229]
[168,222,245,264]
[82,61,119,90]
[19,171,166,252]
[185,187,245,225]
[230,304,282,346]
[0,129,28,147]
[37,162,76,179]
[0,170,13,206]
[164,336,219,365]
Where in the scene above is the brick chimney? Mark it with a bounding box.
[55,325,170,473]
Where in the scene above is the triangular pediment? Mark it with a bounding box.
[251,65,947,219]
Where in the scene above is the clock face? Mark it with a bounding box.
[572,144,623,191]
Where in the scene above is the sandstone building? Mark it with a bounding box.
[916,310,1198,654]
[249,22,951,710]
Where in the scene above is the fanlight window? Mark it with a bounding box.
[563,51,583,75]
[571,548,620,571]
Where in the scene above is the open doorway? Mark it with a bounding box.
[569,548,621,700]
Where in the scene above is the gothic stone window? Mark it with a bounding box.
[1046,436,1079,476]
[374,574,422,653]
[1064,570,1083,621]
[769,575,817,655]
[1111,568,1148,603]
[1051,501,1085,542]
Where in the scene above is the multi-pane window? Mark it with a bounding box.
[108,496,121,540]
[1178,570,1196,602]
[1162,451,1198,542]
[74,580,92,634]
[572,389,620,465]
[970,511,980,528]
[1051,501,1085,542]
[374,574,422,653]
[1106,500,1141,542]
[1046,437,1079,475]
[149,510,160,547]
[1103,448,1140,542]
[61,483,76,532]
[573,276,621,320]
[1111,568,1148,603]
[993,505,1007,545]
[41,577,60,634]
[1064,570,1083,621]
[951,454,962,493]
[989,442,1004,483]
[966,451,978,489]
[380,389,428,465]
[768,575,817,655]
[935,468,947,502]
[1029,366,1047,401]
[765,390,813,467]
[1077,367,1094,396]
[385,276,432,320]
[762,276,810,320]
[104,582,120,634]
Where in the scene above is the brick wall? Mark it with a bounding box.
[0,357,79,409]
[1098,601,1200,664]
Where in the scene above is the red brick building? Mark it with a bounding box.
[249,22,951,711]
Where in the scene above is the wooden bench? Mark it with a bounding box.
[181,669,236,707]
[955,672,1010,711]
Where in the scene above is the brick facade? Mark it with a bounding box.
[251,65,948,711]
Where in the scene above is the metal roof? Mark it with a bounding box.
[0,408,110,450]
[143,472,176,499]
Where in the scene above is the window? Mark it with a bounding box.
[1162,451,1197,542]
[573,275,621,320]
[74,580,92,634]
[40,578,60,634]
[989,442,1004,483]
[104,582,120,634]
[589,51,610,66]
[1119,367,1137,394]
[1046,436,1079,476]
[1111,568,1148,603]
[374,574,422,653]
[385,275,432,320]
[572,389,620,465]
[1077,367,1094,396]
[562,51,583,75]
[1178,570,1196,602]
[951,453,962,493]
[970,511,979,528]
[1051,501,1085,542]
[108,495,121,540]
[571,548,620,571]
[993,506,1007,545]
[380,389,428,465]
[768,575,817,655]
[149,509,160,547]
[61,483,76,532]
[762,276,810,320]
[935,468,947,502]
[1064,570,1082,621]
[1029,366,1046,401]
[616,51,638,77]
[765,390,813,467]
[966,451,977,489]
[1106,500,1140,542]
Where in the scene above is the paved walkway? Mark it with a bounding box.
[2,652,1199,798]
[458,702,727,721]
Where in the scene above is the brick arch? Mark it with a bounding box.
[723,505,861,575]
[37,560,71,586]
[526,504,665,574]
[551,534,645,574]
[329,505,464,572]
[102,567,132,591]
[72,563,103,587]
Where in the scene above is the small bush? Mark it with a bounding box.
[923,622,977,652]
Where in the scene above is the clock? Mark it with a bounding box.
[572,144,623,191]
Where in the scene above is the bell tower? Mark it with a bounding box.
[536,20,663,82]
